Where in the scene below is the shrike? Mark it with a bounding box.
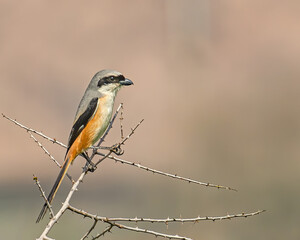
[36,69,133,222]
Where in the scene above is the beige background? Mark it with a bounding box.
[1,1,300,239]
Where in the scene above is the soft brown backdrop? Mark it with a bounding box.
[1,1,300,239]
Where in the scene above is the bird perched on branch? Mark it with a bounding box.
[36,69,133,222]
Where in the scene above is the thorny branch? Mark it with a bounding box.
[94,118,144,166]
[2,112,235,191]
[98,153,236,191]
[68,205,265,223]
[68,207,265,240]
[2,113,67,148]
[119,104,124,140]
[81,220,97,240]
[91,225,113,240]
[33,175,54,219]
[2,106,265,240]
[29,132,73,182]
[104,221,192,240]
[37,170,87,240]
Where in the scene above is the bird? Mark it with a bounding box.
[36,69,133,223]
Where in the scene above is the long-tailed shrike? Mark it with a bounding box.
[36,69,133,222]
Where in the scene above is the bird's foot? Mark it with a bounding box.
[110,144,124,155]
[87,162,97,172]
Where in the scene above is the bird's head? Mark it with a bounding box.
[92,69,133,96]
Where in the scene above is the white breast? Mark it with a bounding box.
[92,92,116,144]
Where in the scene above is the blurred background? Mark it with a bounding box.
[1,1,300,239]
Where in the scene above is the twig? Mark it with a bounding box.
[29,133,61,167]
[40,236,55,240]
[91,225,113,240]
[120,104,124,141]
[29,132,73,182]
[94,119,144,166]
[95,151,113,167]
[97,153,236,191]
[119,119,144,146]
[68,205,265,224]
[33,175,54,219]
[2,113,67,148]
[111,222,192,240]
[5,109,260,240]
[94,118,235,191]
[81,219,97,240]
[4,112,233,191]
[36,171,87,240]
[69,205,192,240]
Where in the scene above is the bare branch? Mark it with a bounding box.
[36,171,87,240]
[40,236,55,240]
[5,108,261,240]
[33,175,54,219]
[93,118,235,191]
[81,219,97,240]
[94,151,112,167]
[2,113,67,148]
[29,133,61,166]
[112,210,266,223]
[94,119,144,166]
[111,222,192,240]
[69,205,192,240]
[119,119,144,146]
[29,132,73,182]
[120,103,124,141]
[91,225,113,240]
[97,153,236,191]
[68,205,265,224]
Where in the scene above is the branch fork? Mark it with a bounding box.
[2,107,264,240]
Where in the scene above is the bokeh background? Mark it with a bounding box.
[1,1,300,239]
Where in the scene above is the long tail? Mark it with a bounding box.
[36,155,72,223]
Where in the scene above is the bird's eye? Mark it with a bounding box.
[110,76,114,81]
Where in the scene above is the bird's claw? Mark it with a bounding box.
[110,144,124,155]
[87,163,97,172]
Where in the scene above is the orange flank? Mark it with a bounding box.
[67,97,108,162]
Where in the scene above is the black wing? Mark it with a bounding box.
[67,97,98,152]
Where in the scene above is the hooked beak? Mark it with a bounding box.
[120,78,133,86]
